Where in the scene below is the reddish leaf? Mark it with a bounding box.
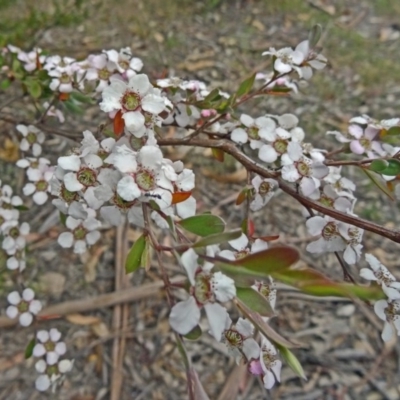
[58,92,69,101]
[257,235,280,242]
[236,189,247,206]
[113,109,125,137]
[172,191,191,204]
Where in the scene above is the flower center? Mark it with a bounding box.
[73,226,87,241]
[321,222,339,240]
[130,135,146,151]
[135,168,155,191]
[18,300,29,313]
[259,181,272,195]
[262,350,277,367]
[122,91,141,111]
[274,139,288,154]
[98,68,111,81]
[224,329,244,348]
[26,131,37,145]
[60,73,71,84]
[60,184,79,203]
[9,227,20,239]
[36,180,48,192]
[296,160,310,177]
[0,215,4,226]
[193,272,213,305]
[45,341,56,352]
[257,282,275,298]
[248,127,259,140]
[118,60,129,71]
[359,138,371,150]
[113,192,138,210]
[235,249,249,259]
[77,167,97,187]
[319,194,334,208]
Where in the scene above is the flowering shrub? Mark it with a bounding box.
[1,24,400,396]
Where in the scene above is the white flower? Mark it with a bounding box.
[218,234,269,261]
[169,248,236,340]
[42,101,65,123]
[222,317,261,363]
[6,288,42,326]
[58,210,101,254]
[360,254,400,299]
[262,46,305,75]
[338,223,364,265]
[2,221,30,255]
[33,329,67,365]
[374,299,400,342]
[250,175,278,211]
[6,247,26,272]
[104,47,143,79]
[252,277,277,310]
[35,358,73,392]
[316,184,353,212]
[17,48,46,72]
[294,40,327,79]
[231,114,276,149]
[100,74,166,133]
[16,125,45,156]
[306,216,346,253]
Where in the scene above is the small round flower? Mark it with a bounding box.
[33,329,67,365]
[35,358,73,391]
[6,288,42,326]
[16,125,45,156]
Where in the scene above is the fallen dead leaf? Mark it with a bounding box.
[81,245,108,283]
[177,59,215,72]
[0,137,19,162]
[91,321,110,338]
[39,272,66,299]
[66,313,102,325]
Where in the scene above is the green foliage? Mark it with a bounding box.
[0,0,94,48]
[125,234,147,273]
[178,214,226,237]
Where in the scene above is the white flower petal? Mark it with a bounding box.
[169,297,200,335]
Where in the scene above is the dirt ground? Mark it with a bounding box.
[1,0,400,399]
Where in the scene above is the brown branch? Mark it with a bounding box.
[156,136,400,244]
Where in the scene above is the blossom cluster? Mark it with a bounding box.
[2,33,400,395]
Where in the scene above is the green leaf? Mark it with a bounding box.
[14,204,29,211]
[26,79,42,98]
[63,99,84,115]
[25,338,36,359]
[211,148,224,162]
[236,287,274,317]
[216,262,272,287]
[234,297,296,348]
[70,91,95,104]
[178,214,225,237]
[308,24,322,48]
[236,73,256,98]
[193,229,242,248]
[276,344,307,380]
[59,211,67,226]
[231,247,299,274]
[387,126,400,136]
[363,168,394,200]
[369,159,388,173]
[380,160,400,176]
[125,234,146,273]
[0,79,11,90]
[184,325,202,340]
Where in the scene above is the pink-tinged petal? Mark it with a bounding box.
[231,128,248,144]
[348,124,363,139]
[169,297,200,335]
[249,359,263,375]
[350,140,365,155]
[364,126,379,140]
[181,249,198,285]
[204,302,230,341]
